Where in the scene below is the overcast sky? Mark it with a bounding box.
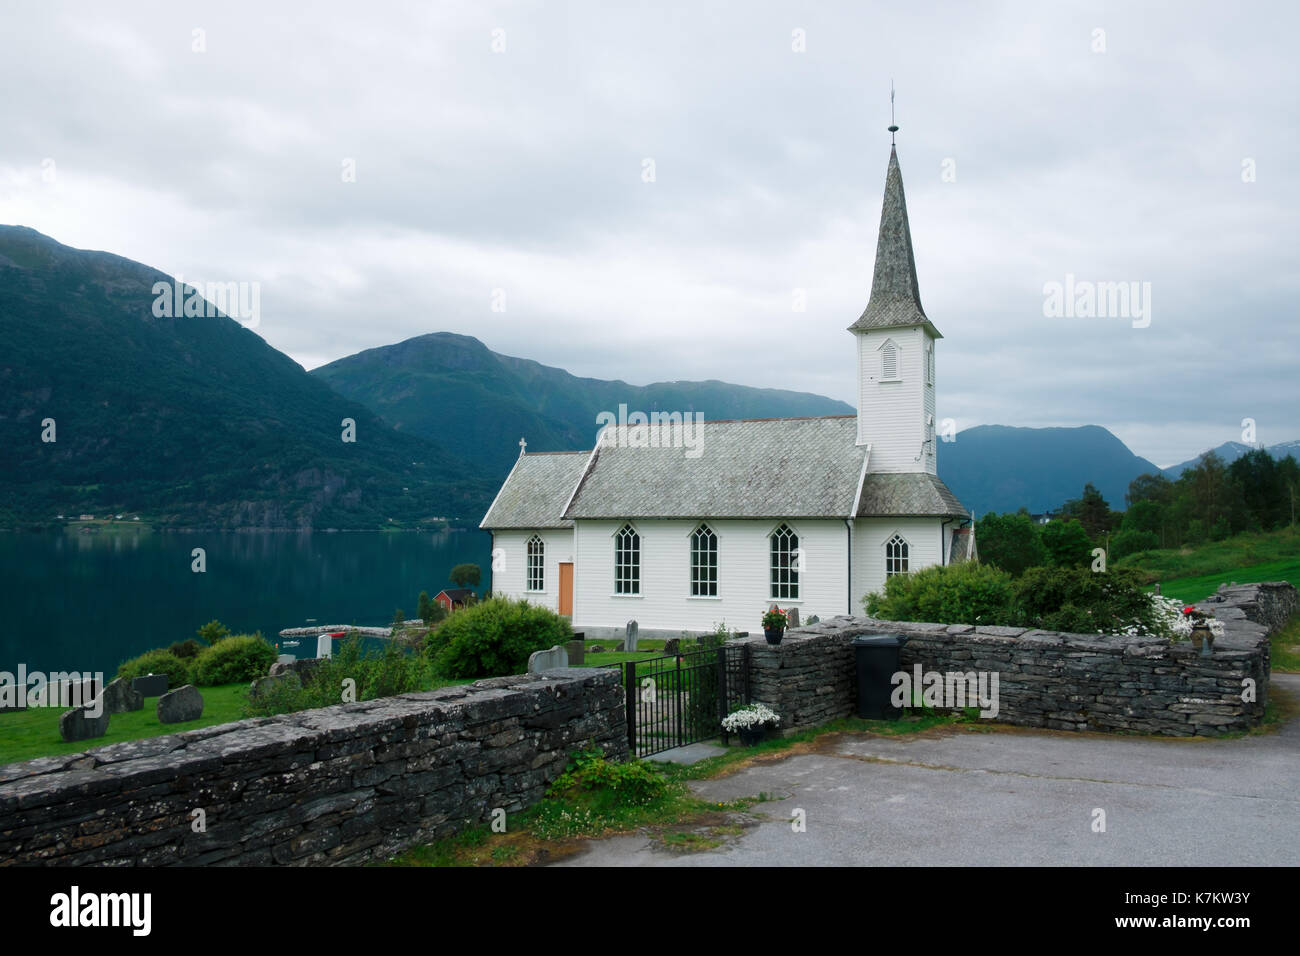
[2,0,1295,468]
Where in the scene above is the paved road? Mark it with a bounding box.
[554,675,1300,866]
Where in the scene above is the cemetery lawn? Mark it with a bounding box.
[1119,527,1300,603]
[0,682,250,766]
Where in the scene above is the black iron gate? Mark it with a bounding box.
[617,644,749,758]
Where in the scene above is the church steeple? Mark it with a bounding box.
[849,142,942,340]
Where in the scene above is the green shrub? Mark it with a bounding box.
[427,597,572,679]
[862,561,1015,625]
[168,639,204,659]
[116,649,192,688]
[191,633,277,685]
[1110,528,1160,561]
[1011,566,1158,634]
[242,633,441,718]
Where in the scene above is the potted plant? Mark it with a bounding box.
[723,702,780,745]
[761,607,788,645]
[1175,606,1225,657]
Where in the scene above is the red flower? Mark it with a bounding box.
[1182,606,1195,615]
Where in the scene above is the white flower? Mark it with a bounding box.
[722,702,780,732]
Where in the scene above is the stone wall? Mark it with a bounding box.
[733,582,1293,738]
[0,668,625,866]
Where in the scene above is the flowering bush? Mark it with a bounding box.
[761,607,788,630]
[722,702,780,732]
[1138,596,1225,640]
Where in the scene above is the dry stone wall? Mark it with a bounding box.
[733,582,1291,737]
[0,668,625,867]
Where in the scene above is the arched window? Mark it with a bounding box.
[770,523,799,600]
[886,533,910,577]
[615,523,640,595]
[880,339,899,380]
[526,534,545,592]
[690,524,718,597]
[926,341,934,385]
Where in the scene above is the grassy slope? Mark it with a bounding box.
[1116,526,1300,603]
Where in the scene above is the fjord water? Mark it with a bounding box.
[0,530,492,678]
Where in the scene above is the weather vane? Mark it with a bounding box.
[889,79,898,144]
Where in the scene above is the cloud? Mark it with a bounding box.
[0,0,1295,468]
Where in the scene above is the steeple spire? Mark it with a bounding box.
[848,133,941,339]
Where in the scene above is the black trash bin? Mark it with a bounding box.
[851,634,908,720]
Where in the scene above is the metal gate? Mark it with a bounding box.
[618,644,749,758]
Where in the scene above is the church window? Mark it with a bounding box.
[881,340,899,380]
[886,533,910,577]
[526,535,544,591]
[615,523,640,595]
[926,342,934,385]
[770,523,799,600]
[690,524,718,596]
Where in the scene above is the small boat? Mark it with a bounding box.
[282,640,300,648]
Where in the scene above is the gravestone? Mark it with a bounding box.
[527,645,569,673]
[565,639,585,666]
[786,608,800,628]
[614,641,625,652]
[100,677,143,714]
[131,674,169,698]
[276,654,296,665]
[663,638,680,655]
[316,634,334,659]
[625,620,639,652]
[249,672,301,701]
[157,685,204,724]
[59,701,110,742]
[589,645,604,654]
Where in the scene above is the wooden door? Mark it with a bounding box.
[558,562,574,616]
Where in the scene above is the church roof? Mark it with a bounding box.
[849,146,942,340]
[857,472,969,519]
[564,416,867,520]
[479,451,591,529]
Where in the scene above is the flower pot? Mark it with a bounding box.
[764,627,785,646]
[738,726,766,746]
[1191,623,1210,656]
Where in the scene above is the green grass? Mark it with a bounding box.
[1147,558,1300,604]
[1117,527,1299,581]
[1271,614,1300,673]
[0,683,251,766]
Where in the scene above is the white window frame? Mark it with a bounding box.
[614,523,641,596]
[689,523,719,598]
[885,532,910,577]
[770,522,800,601]
[526,534,545,592]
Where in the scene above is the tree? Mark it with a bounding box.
[417,590,433,623]
[196,619,231,646]
[1126,472,1172,507]
[1041,519,1093,568]
[1061,483,1113,539]
[393,608,406,626]
[449,563,482,589]
[975,512,1046,576]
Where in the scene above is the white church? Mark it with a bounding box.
[481,139,972,633]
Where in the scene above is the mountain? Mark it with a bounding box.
[311,332,856,476]
[1162,440,1300,479]
[937,425,1162,517]
[0,226,492,529]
